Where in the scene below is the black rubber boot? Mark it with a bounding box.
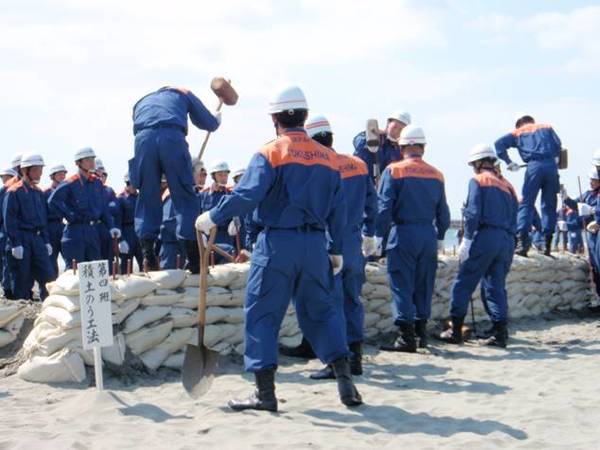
[380,322,417,353]
[331,358,363,407]
[544,234,553,257]
[140,238,159,271]
[475,322,495,339]
[184,240,200,274]
[415,320,428,349]
[349,342,363,376]
[310,364,335,380]
[279,337,317,359]
[515,235,528,257]
[228,368,278,412]
[483,321,508,348]
[436,316,465,344]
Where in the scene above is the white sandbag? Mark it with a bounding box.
[18,348,86,383]
[0,330,17,347]
[230,289,245,306]
[112,298,140,325]
[199,323,238,348]
[146,270,186,290]
[364,313,380,328]
[0,302,24,328]
[139,327,194,371]
[49,271,81,295]
[210,341,232,355]
[279,334,302,348]
[102,332,126,366]
[114,275,158,299]
[42,295,80,313]
[184,265,238,288]
[122,306,171,334]
[38,306,81,330]
[170,308,197,328]
[125,320,173,355]
[176,287,234,308]
[162,351,185,369]
[140,290,183,306]
[3,314,25,337]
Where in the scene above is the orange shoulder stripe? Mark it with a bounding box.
[512,123,552,137]
[337,154,368,179]
[389,159,444,183]
[260,133,339,171]
[474,172,517,198]
[7,179,24,193]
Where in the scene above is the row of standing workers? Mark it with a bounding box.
[4,81,599,412]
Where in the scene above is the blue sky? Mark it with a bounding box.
[2,0,600,216]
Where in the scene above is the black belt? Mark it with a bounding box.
[20,228,43,236]
[395,220,432,226]
[265,224,324,233]
[138,123,186,135]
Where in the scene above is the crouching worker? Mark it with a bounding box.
[437,144,518,347]
[3,154,54,300]
[376,125,450,352]
[195,86,362,411]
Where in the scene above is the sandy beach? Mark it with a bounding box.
[1,312,599,449]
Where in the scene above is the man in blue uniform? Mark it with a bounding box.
[438,144,518,347]
[94,159,121,266]
[302,115,377,380]
[353,111,411,183]
[376,125,450,352]
[197,161,237,264]
[495,114,562,257]
[117,174,143,273]
[1,168,18,298]
[44,164,68,277]
[130,86,221,271]
[48,148,121,270]
[3,154,54,300]
[159,183,186,270]
[195,86,362,411]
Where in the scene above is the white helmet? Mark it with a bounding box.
[468,144,497,165]
[48,164,67,176]
[210,161,230,174]
[305,114,332,137]
[592,149,600,166]
[268,85,308,114]
[398,125,426,146]
[232,168,246,179]
[388,110,411,126]
[589,168,600,181]
[20,153,45,168]
[0,168,17,177]
[95,158,105,171]
[10,153,22,168]
[74,147,96,162]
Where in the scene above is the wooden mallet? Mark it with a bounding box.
[198,77,239,160]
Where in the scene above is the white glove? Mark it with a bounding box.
[46,244,53,255]
[213,111,222,125]
[195,211,216,235]
[557,220,568,232]
[437,240,444,252]
[374,236,384,256]
[110,228,121,239]
[367,145,378,154]
[507,162,520,172]
[329,254,343,276]
[578,202,594,217]
[361,235,376,257]
[12,246,24,260]
[118,241,130,254]
[227,218,240,237]
[458,238,473,264]
[587,221,599,234]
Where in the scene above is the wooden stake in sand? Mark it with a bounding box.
[78,260,114,391]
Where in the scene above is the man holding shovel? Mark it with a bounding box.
[130,85,222,272]
[195,85,363,411]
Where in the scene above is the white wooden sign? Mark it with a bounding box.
[78,260,113,390]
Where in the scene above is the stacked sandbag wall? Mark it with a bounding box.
[15,254,592,383]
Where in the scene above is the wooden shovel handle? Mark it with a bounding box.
[197,227,217,345]
[198,99,224,161]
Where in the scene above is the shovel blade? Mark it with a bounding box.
[182,343,219,399]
